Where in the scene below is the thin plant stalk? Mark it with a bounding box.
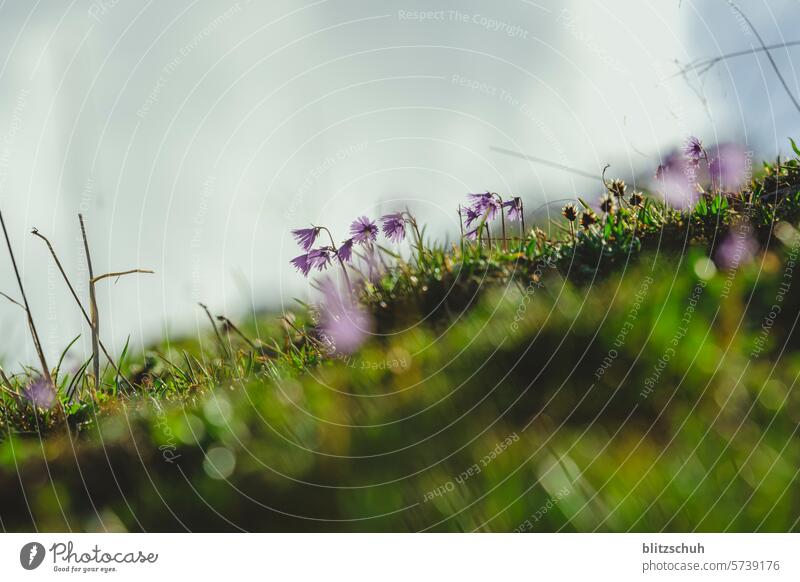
[494,193,507,250]
[199,303,231,360]
[92,269,153,284]
[31,228,133,390]
[78,215,152,396]
[0,211,53,390]
[217,315,258,351]
[402,209,425,269]
[457,206,465,255]
[319,227,353,295]
[78,215,100,397]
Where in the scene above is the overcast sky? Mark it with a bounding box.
[0,0,798,366]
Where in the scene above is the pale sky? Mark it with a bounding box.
[0,0,798,366]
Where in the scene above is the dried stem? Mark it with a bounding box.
[0,211,53,389]
[199,303,230,359]
[91,269,154,284]
[217,315,258,351]
[0,291,24,309]
[78,216,152,396]
[727,1,800,115]
[494,193,507,250]
[78,215,100,398]
[674,40,800,78]
[457,206,466,255]
[31,228,133,390]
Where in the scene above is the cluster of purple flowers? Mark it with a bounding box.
[654,136,748,208]
[461,191,523,239]
[290,213,409,277]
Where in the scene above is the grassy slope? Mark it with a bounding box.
[1,157,800,531]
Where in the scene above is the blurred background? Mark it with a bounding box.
[0,0,798,366]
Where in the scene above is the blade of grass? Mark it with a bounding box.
[53,334,81,384]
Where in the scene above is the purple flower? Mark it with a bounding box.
[709,144,748,190]
[504,197,523,222]
[308,248,331,271]
[683,136,704,163]
[380,212,406,243]
[484,197,501,220]
[715,223,757,270]
[291,227,321,251]
[465,228,479,240]
[652,150,698,209]
[23,378,55,409]
[290,253,313,276]
[467,192,493,212]
[463,206,480,229]
[319,281,372,354]
[349,216,378,244]
[337,238,354,263]
[468,192,501,220]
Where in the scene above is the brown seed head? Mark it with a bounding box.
[609,179,626,198]
[599,195,615,214]
[580,211,597,230]
[562,203,578,222]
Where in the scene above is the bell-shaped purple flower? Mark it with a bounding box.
[467,192,492,211]
[467,192,500,220]
[290,253,313,276]
[308,248,332,271]
[349,216,378,244]
[380,212,406,243]
[504,197,523,222]
[463,206,480,229]
[485,196,501,220]
[337,238,354,263]
[291,227,321,251]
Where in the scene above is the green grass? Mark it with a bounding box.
[1,154,799,531]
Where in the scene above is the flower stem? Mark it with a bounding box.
[494,193,507,250]
[403,211,425,269]
[320,227,353,296]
